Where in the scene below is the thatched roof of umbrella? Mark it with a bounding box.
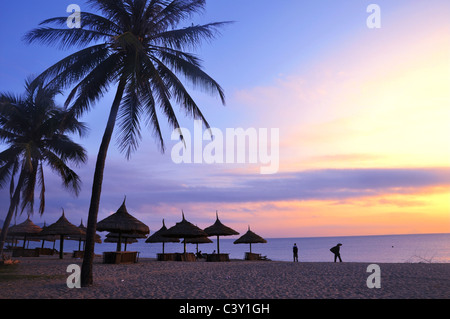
[163,212,207,239]
[145,219,179,243]
[96,198,149,235]
[36,222,58,242]
[8,218,42,248]
[204,211,239,254]
[145,219,179,255]
[97,198,149,251]
[233,226,267,253]
[40,212,85,237]
[39,210,85,259]
[234,226,267,244]
[8,217,42,237]
[204,212,239,237]
[163,211,208,255]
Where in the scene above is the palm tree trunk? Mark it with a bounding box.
[80,79,127,287]
[0,171,26,256]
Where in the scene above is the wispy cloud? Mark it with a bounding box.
[152,167,450,203]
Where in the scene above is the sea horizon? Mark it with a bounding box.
[11,231,450,264]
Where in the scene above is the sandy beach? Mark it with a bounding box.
[1,256,449,299]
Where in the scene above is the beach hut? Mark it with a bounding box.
[233,226,268,260]
[96,198,149,252]
[145,219,179,259]
[39,210,85,259]
[204,211,239,256]
[163,211,208,260]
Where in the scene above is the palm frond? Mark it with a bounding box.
[156,49,225,104]
[152,55,209,127]
[0,154,18,189]
[66,53,122,116]
[147,61,183,143]
[24,27,111,50]
[20,159,38,215]
[87,0,131,28]
[40,13,121,35]
[138,78,166,152]
[151,22,231,50]
[34,44,111,91]
[44,134,88,165]
[41,149,82,196]
[37,162,45,216]
[9,160,20,201]
[57,111,90,138]
[117,77,143,158]
[149,0,206,29]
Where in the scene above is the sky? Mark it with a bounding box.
[0,0,449,238]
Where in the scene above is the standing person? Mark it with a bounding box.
[330,243,343,262]
[293,243,299,262]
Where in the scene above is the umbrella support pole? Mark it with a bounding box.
[116,232,122,252]
[59,235,64,259]
[216,235,220,255]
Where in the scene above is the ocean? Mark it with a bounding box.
[20,232,450,263]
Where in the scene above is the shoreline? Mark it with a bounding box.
[1,256,449,299]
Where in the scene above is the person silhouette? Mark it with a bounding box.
[293,243,298,262]
[330,243,342,262]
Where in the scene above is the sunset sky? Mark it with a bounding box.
[0,0,449,238]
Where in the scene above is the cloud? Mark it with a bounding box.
[169,167,450,203]
[55,166,448,206]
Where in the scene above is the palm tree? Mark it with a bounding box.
[24,0,229,286]
[0,77,88,256]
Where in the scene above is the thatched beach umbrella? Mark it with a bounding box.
[163,211,208,254]
[204,211,239,254]
[96,198,149,251]
[40,210,85,259]
[145,219,179,254]
[233,226,267,253]
[8,217,43,248]
[67,220,102,251]
[38,222,58,249]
